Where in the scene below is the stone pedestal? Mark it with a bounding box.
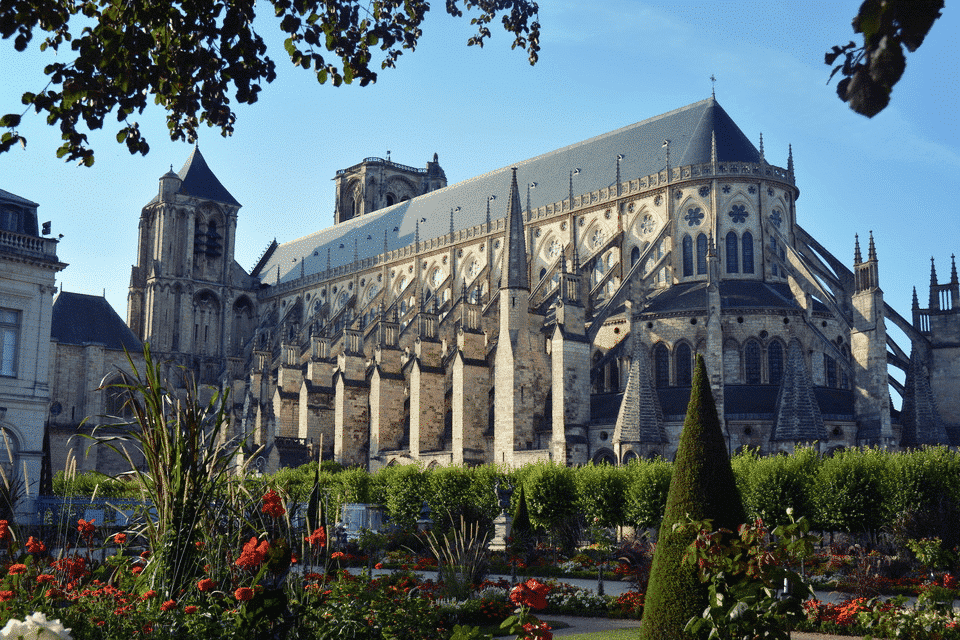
[490,513,512,551]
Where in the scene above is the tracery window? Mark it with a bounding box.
[653,344,670,388]
[682,235,693,277]
[745,340,762,384]
[726,231,739,273]
[742,231,755,274]
[768,341,784,386]
[676,343,692,386]
[631,246,640,266]
[696,233,708,275]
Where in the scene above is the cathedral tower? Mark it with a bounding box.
[127,148,252,383]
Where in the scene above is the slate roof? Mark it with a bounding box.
[52,292,143,351]
[899,347,948,446]
[613,339,666,443]
[593,384,855,424]
[640,281,812,315]
[147,147,240,207]
[257,97,763,284]
[0,189,38,209]
[771,339,827,441]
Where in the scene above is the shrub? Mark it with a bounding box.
[812,447,887,534]
[574,462,627,528]
[623,457,672,531]
[639,355,747,640]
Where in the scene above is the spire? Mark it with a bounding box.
[326,247,331,272]
[501,168,529,290]
[568,170,574,209]
[771,339,826,442]
[300,256,305,279]
[449,208,455,237]
[930,257,939,309]
[758,132,765,162]
[485,197,491,229]
[854,234,862,264]
[353,238,358,264]
[383,228,388,255]
[867,231,877,262]
[912,286,919,310]
[616,154,622,197]
[787,144,794,175]
[415,219,420,248]
[952,254,958,284]
[710,131,718,165]
[613,338,666,445]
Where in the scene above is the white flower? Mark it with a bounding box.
[0,613,72,640]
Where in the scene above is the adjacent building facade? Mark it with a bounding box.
[0,189,65,516]
[118,98,955,471]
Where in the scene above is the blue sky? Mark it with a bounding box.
[2,0,957,358]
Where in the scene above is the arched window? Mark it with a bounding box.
[385,193,396,206]
[726,231,739,273]
[824,354,838,388]
[682,235,693,277]
[609,361,620,391]
[770,236,780,277]
[539,267,547,283]
[742,232,754,274]
[696,233,708,275]
[768,342,784,386]
[676,343,692,386]
[631,246,640,266]
[745,340,762,384]
[653,344,670,388]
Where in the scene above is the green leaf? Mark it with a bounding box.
[0,114,21,127]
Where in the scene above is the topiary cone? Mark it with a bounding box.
[638,354,747,639]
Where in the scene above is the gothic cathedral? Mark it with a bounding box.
[126,98,957,471]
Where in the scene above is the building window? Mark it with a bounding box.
[824,354,838,388]
[742,231,754,274]
[0,310,19,377]
[653,344,669,388]
[768,341,783,386]
[676,343,692,386]
[696,233,708,275]
[682,235,693,277]
[631,245,640,266]
[726,231,739,273]
[745,340,761,384]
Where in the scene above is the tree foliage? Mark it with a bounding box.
[827,0,943,117]
[0,0,540,164]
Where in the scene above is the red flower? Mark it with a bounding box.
[510,579,550,610]
[7,564,27,575]
[945,573,958,590]
[184,605,198,614]
[197,578,216,592]
[77,519,96,536]
[235,587,254,601]
[305,527,327,548]
[35,574,55,585]
[375,562,384,570]
[262,490,286,518]
[235,537,270,569]
[25,536,46,553]
[113,533,127,545]
[161,599,177,611]
[0,520,9,541]
[131,566,143,575]
[142,590,158,600]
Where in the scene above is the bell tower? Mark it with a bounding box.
[127,147,245,382]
